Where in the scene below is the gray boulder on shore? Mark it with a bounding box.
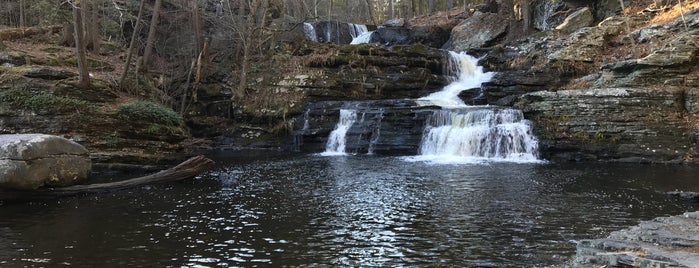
[0,134,91,190]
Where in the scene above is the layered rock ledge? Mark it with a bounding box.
[574,211,699,267]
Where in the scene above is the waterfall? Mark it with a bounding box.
[410,109,541,163]
[348,24,368,39]
[417,51,494,107]
[351,31,374,44]
[409,51,541,163]
[303,22,318,42]
[301,108,310,133]
[349,23,372,44]
[367,109,383,155]
[322,109,357,155]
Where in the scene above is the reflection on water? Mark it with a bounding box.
[1,153,698,267]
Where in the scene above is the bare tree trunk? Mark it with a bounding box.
[119,0,146,89]
[522,0,531,35]
[411,0,419,17]
[365,0,376,24]
[314,0,318,19]
[73,0,90,89]
[192,0,204,53]
[428,0,435,14]
[89,0,100,52]
[388,0,394,18]
[328,0,332,19]
[0,156,215,202]
[143,0,163,71]
[19,0,26,27]
[180,59,196,115]
[81,0,100,52]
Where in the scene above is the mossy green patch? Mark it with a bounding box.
[117,100,183,126]
[0,88,95,114]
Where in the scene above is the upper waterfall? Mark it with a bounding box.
[417,51,494,107]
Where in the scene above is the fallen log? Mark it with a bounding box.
[0,155,215,202]
[0,25,62,41]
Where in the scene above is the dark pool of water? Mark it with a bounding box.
[1,152,698,267]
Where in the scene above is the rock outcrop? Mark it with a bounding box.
[0,134,91,190]
[555,7,594,34]
[517,88,695,163]
[443,11,508,51]
[575,211,699,267]
[264,44,447,103]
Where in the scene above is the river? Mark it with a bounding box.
[1,151,698,267]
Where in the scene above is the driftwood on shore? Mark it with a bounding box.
[0,155,215,202]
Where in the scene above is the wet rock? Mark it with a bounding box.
[593,0,624,21]
[23,67,77,80]
[370,27,412,46]
[574,211,699,267]
[384,18,406,27]
[442,11,508,51]
[555,7,594,35]
[533,0,570,31]
[409,25,450,48]
[667,191,699,202]
[0,50,27,66]
[0,134,91,190]
[687,88,699,115]
[517,87,693,163]
[292,100,432,155]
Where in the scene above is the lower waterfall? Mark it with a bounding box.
[409,108,541,163]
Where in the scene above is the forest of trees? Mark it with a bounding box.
[0,0,518,113]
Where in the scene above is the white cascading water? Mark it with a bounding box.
[348,24,368,39]
[350,31,374,44]
[417,51,495,107]
[415,109,540,163]
[303,22,318,42]
[322,109,357,155]
[409,51,541,163]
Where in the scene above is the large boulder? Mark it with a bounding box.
[0,134,91,190]
[370,27,412,46]
[442,11,508,51]
[555,7,594,34]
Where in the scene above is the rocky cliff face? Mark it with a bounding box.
[509,8,699,163]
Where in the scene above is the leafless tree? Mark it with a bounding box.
[72,0,90,88]
[143,0,163,71]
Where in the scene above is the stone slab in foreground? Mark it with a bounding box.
[0,134,91,190]
[574,211,699,267]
